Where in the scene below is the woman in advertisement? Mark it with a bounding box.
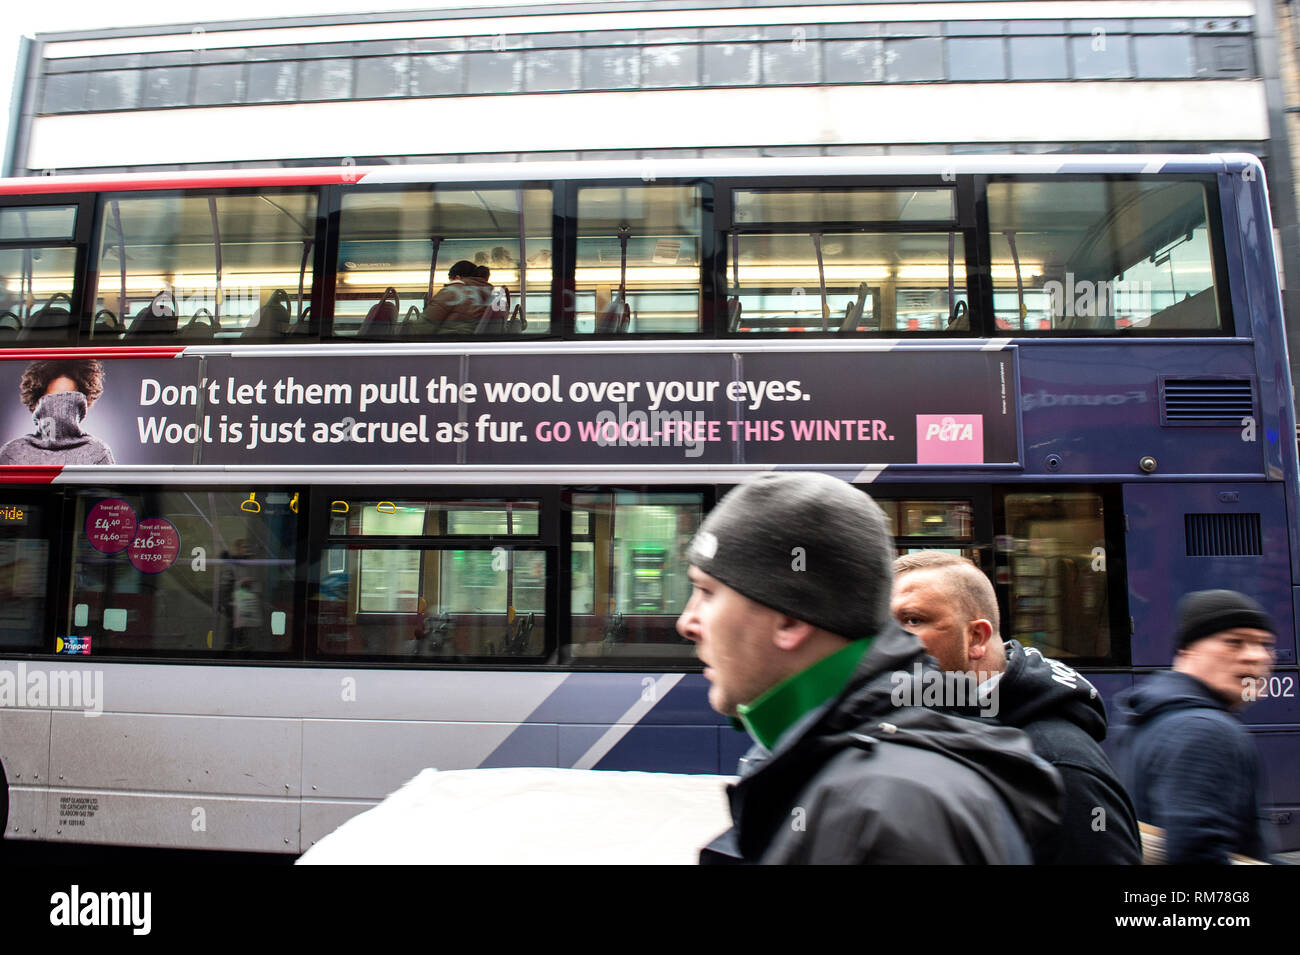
[0,359,115,465]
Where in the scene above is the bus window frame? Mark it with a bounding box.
[566,176,715,340]
[0,192,95,349]
[307,484,563,667]
[989,482,1131,669]
[0,486,66,653]
[713,174,980,338]
[980,172,1236,338]
[876,482,1130,669]
[327,177,564,342]
[85,185,327,345]
[559,484,713,668]
[51,483,310,663]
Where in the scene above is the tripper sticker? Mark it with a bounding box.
[128,517,180,573]
[85,499,138,554]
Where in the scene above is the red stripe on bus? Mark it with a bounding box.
[0,347,187,360]
[0,168,367,195]
[0,466,61,484]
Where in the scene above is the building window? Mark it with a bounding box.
[641,45,699,88]
[142,67,191,108]
[1070,35,1133,79]
[824,40,884,83]
[1134,35,1195,78]
[194,64,247,106]
[525,49,581,92]
[300,58,353,100]
[411,53,465,95]
[582,47,640,89]
[466,50,523,93]
[1008,36,1069,80]
[85,71,141,111]
[948,37,1007,81]
[247,61,298,102]
[702,43,759,86]
[762,37,821,84]
[355,56,410,98]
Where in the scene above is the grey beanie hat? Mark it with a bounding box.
[687,472,893,641]
[1176,589,1275,650]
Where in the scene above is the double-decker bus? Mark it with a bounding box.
[0,154,1295,854]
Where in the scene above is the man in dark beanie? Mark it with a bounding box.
[1114,589,1277,863]
[677,472,1062,864]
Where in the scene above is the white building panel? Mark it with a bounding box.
[27,80,1269,170]
[41,2,1258,59]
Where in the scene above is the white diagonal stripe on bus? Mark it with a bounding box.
[570,674,685,771]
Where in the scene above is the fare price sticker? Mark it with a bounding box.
[128,518,180,573]
[86,499,137,554]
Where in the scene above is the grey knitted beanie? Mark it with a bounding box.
[687,472,894,641]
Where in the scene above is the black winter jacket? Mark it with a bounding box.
[992,641,1141,864]
[1113,669,1270,864]
[700,624,1062,864]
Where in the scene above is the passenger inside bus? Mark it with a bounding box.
[414,260,494,335]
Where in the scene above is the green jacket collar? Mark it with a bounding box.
[736,638,872,751]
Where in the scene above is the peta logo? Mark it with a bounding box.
[915,414,983,465]
[925,417,973,442]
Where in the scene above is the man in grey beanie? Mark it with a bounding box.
[678,471,1062,864]
[1114,589,1277,863]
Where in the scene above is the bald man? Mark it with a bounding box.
[892,551,1140,865]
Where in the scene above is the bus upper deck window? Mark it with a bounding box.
[727,187,964,335]
[986,179,1223,334]
[575,185,703,335]
[0,205,79,346]
[91,192,317,344]
[336,187,553,339]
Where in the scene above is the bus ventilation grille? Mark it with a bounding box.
[1185,513,1262,556]
[1162,379,1255,422]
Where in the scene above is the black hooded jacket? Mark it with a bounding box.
[700,624,1062,864]
[1113,669,1269,864]
[992,640,1141,865]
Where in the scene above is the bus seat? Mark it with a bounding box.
[241,289,292,338]
[127,292,178,336]
[839,283,870,333]
[16,292,75,340]
[286,305,313,337]
[1146,287,1219,331]
[398,305,422,337]
[0,310,21,339]
[595,296,631,335]
[505,303,527,334]
[726,297,743,333]
[359,287,400,337]
[180,308,218,339]
[474,286,511,335]
[91,309,121,338]
[1067,311,1116,332]
[945,299,969,332]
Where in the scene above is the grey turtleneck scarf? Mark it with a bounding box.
[0,391,115,465]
